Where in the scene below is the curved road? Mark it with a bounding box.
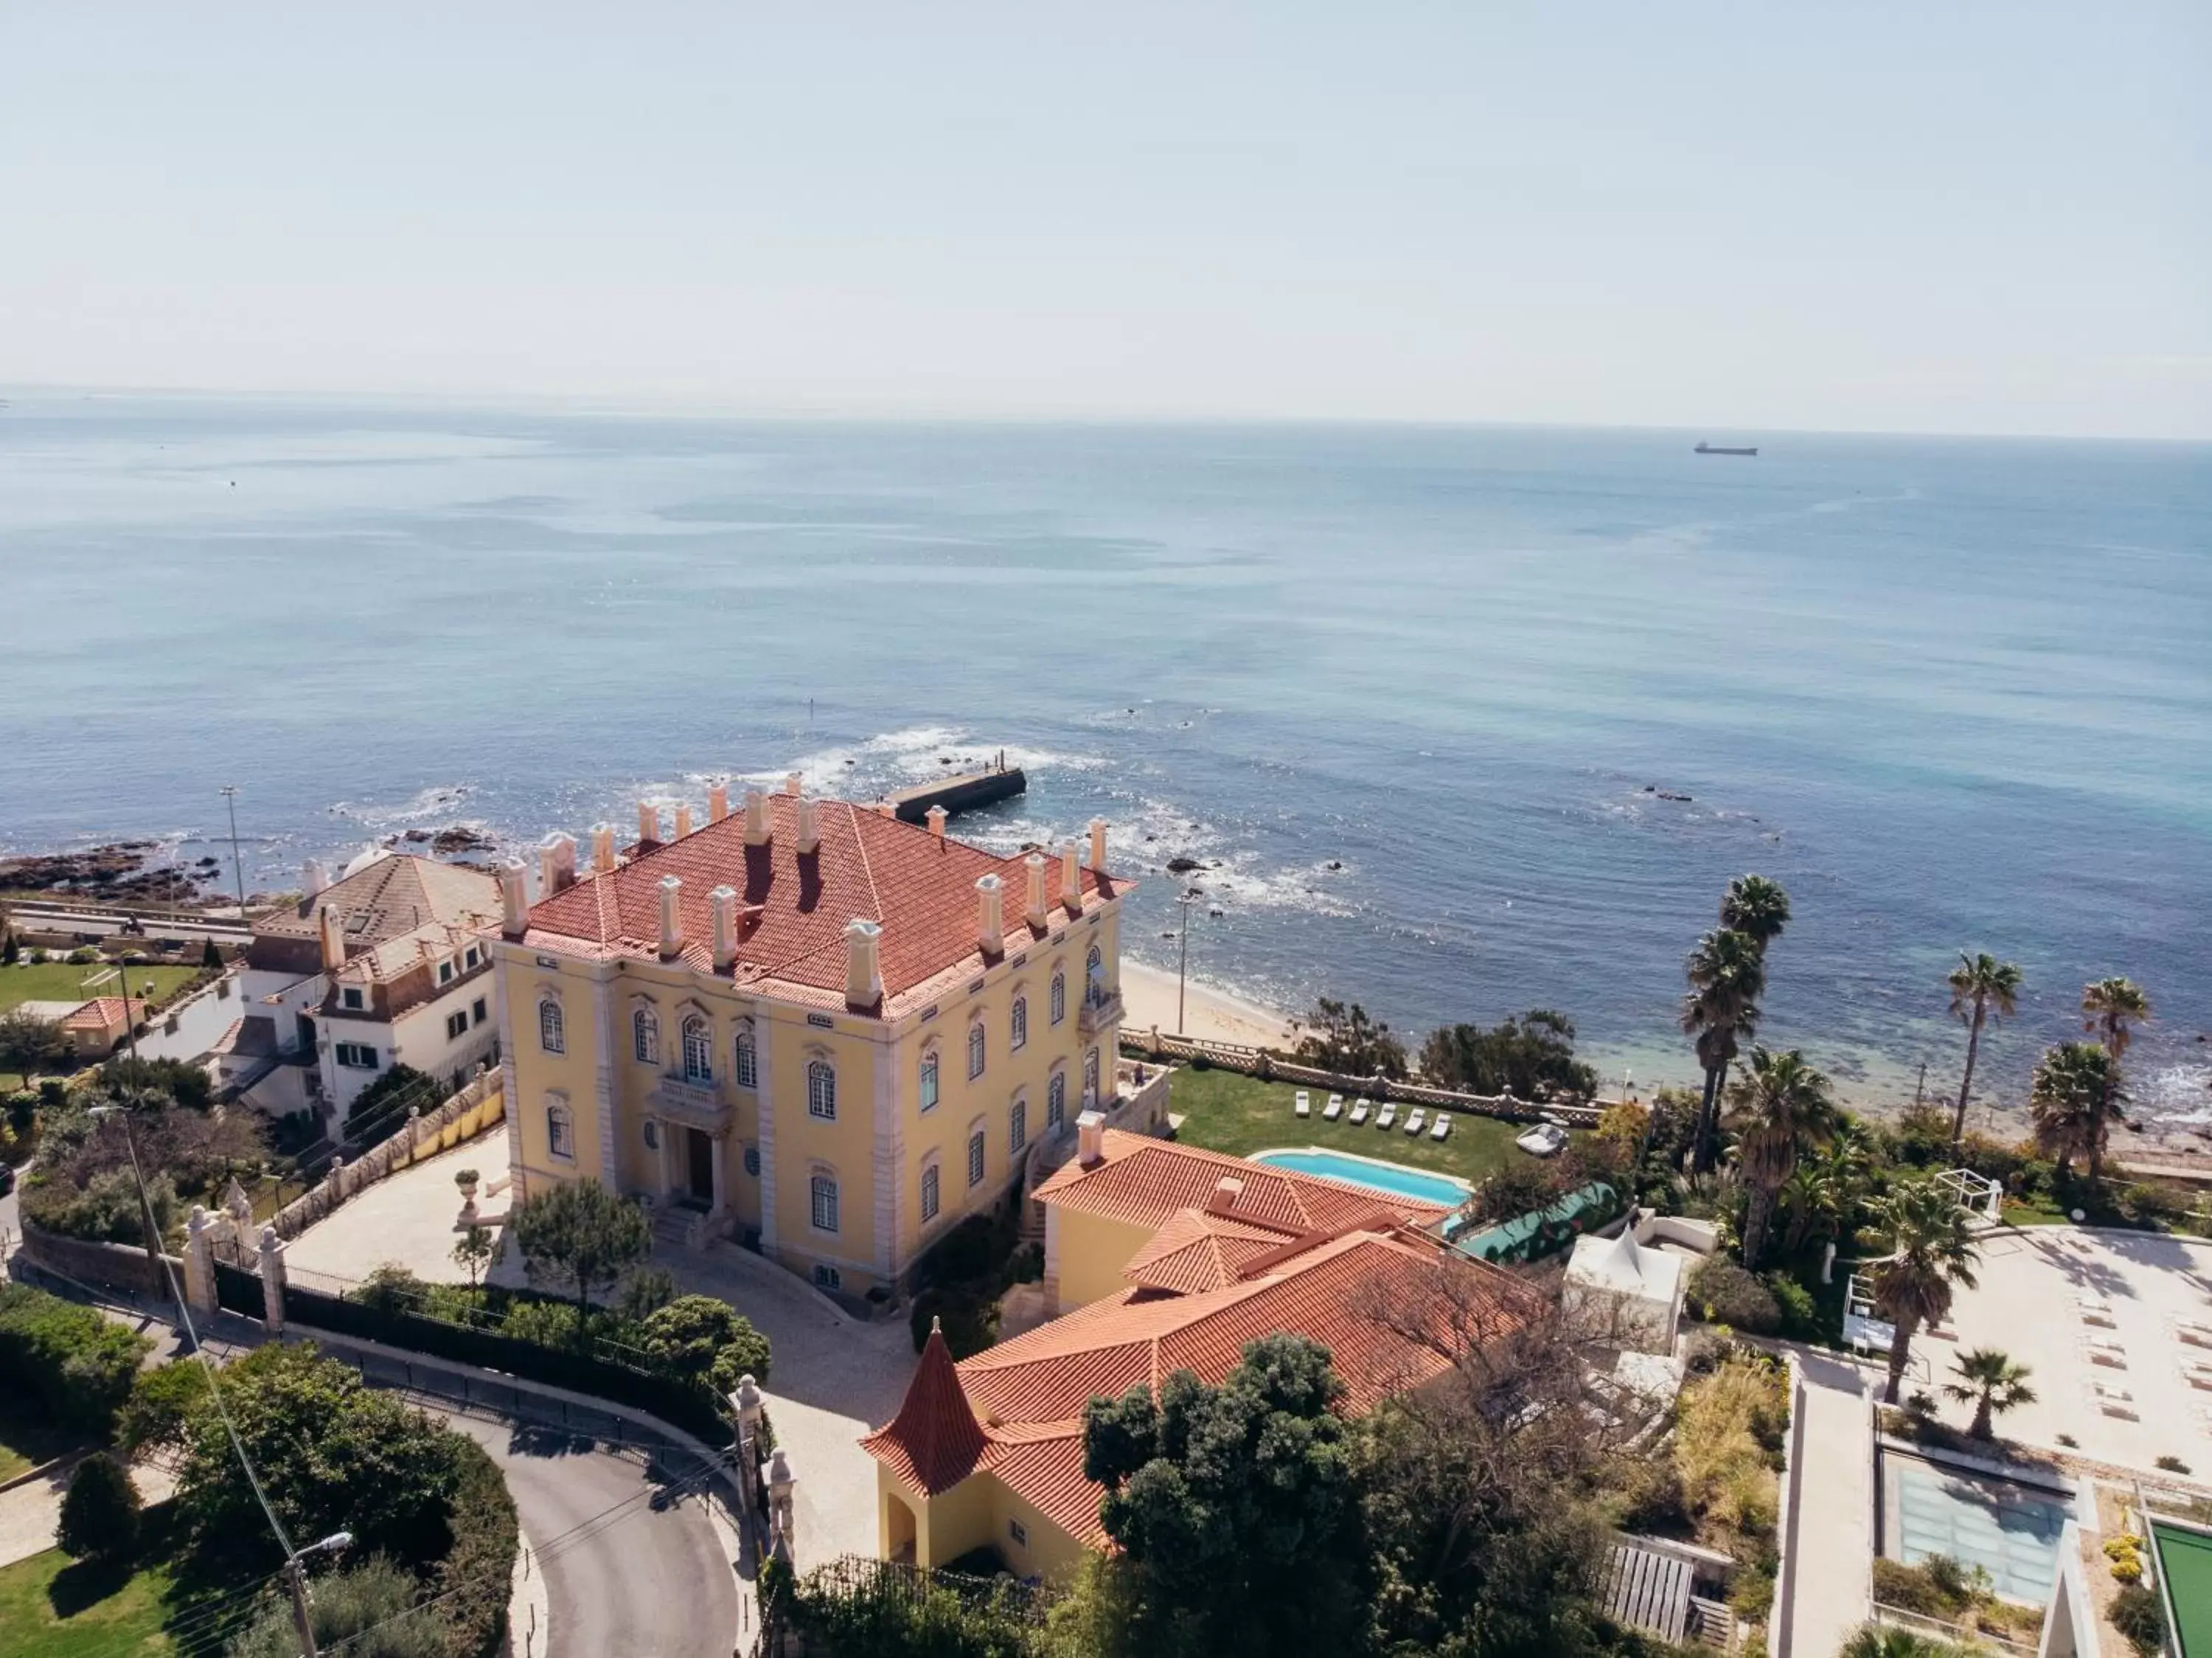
[442,1415,738,1658]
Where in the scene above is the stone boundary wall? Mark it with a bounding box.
[16,1225,184,1300]
[1121,1029,1607,1128]
[268,1072,505,1244]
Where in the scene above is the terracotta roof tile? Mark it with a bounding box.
[62,996,141,1031]
[258,855,500,950]
[1034,1130,1449,1235]
[1119,1208,1304,1295]
[521,795,1126,1019]
[858,1325,989,1496]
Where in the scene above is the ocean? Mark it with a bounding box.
[1,394,2206,1118]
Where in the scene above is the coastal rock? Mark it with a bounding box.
[0,844,203,903]
[1165,856,1201,874]
[431,825,495,855]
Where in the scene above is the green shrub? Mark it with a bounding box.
[56,1453,141,1559]
[431,1435,519,1658]
[0,1282,153,1437]
[67,946,101,965]
[226,1555,448,1658]
[2157,1454,2192,1474]
[2111,1581,2168,1656]
[641,1294,745,1379]
[21,1163,178,1245]
[117,1358,212,1457]
[1765,1272,1818,1336]
[708,1325,775,1395]
[355,1264,430,1314]
[98,1056,215,1111]
[1687,1258,1781,1336]
[499,1296,584,1349]
[1871,1556,1952,1615]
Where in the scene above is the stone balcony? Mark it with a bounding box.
[650,1073,731,1134]
[1077,988,1124,1036]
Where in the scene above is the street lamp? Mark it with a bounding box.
[284,1531,355,1658]
[1174,889,1200,1036]
[220,785,248,918]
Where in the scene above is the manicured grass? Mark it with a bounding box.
[0,1397,81,1485]
[0,962,198,1013]
[1164,1065,1534,1186]
[0,1547,177,1658]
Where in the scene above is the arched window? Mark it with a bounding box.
[1085,945,1105,1005]
[1084,1047,1099,1104]
[538,998,565,1055]
[546,1097,573,1159]
[810,1172,839,1232]
[967,1021,986,1081]
[920,1162,940,1223]
[734,1028,757,1089]
[1009,996,1028,1052]
[633,1008,659,1065]
[807,1059,837,1120]
[967,1128,986,1187]
[919,1049,939,1114]
[1049,972,1066,1026]
[681,1016,713,1083]
[1010,1099,1028,1154]
[1047,1070,1066,1131]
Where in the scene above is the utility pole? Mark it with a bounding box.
[220,785,247,918]
[88,1106,166,1303]
[1175,889,1198,1036]
[282,1530,352,1658]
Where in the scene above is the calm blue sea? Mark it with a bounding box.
[1,395,2206,1115]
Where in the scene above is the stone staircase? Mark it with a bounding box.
[651,1203,706,1253]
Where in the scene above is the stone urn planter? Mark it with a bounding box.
[453,1168,480,1203]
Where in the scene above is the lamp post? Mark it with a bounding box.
[282,1530,354,1658]
[220,785,248,918]
[1174,889,1200,1036]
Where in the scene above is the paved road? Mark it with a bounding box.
[1781,1350,1874,1658]
[442,1415,738,1658]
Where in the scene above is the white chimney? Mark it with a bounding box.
[658,875,684,957]
[1207,1176,1245,1215]
[318,903,346,971]
[874,799,896,818]
[591,823,617,874]
[975,874,1004,957]
[745,788,770,846]
[844,918,883,1007]
[710,885,739,970]
[784,771,803,798]
[1076,1109,1107,1167]
[1060,842,1082,913]
[302,859,328,898]
[709,783,730,824]
[638,800,659,845]
[539,833,576,895]
[926,805,947,841]
[675,803,694,840]
[1023,853,1048,929]
[1088,818,1108,871]
[796,797,819,855]
[498,857,528,937]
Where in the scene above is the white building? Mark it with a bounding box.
[1562,1221,1696,1356]
[216,852,503,1127]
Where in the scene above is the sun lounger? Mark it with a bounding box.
[1376,1103,1397,1130]
[2178,1319,2212,1348]
[1328,1094,1343,1114]
[1349,1100,1370,1125]
[1295,1091,1310,1119]
[2085,1334,2128,1368]
[2093,1381,2136,1418]
[1404,1109,1425,1135]
[1322,1097,1343,1122]
[1430,1114,1450,1141]
[2183,1360,2212,1391]
[2078,1294,2115,1328]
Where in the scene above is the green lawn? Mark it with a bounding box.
[1164,1066,1535,1187]
[0,1547,176,1658]
[0,962,199,1014]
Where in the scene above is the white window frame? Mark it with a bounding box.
[643,1119,660,1151]
[919,1047,939,1114]
[807,1058,837,1120]
[920,1160,940,1223]
[546,1097,574,1159]
[1048,1069,1066,1130]
[681,1014,713,1083]
[1009,994,1027,1052]
[633,1007,660,1066]
[967,1126,986,1188]
[967,1021,986,1081]
[813,1263,843,1291]
[810,1171,840,1233]
[1086,944,1105,1004]
[438,959,455,986]
[1009,1097,1027,1155]
[341,985,365,1011]
[1008,1518,1028,1548]
[539,997,566,1055]
[734,1026,757,1089]
[1050,972,1065,1026]
[334,1041,378,1070]
[445,1010,467,1041]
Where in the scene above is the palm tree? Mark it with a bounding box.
[1780,1125,1873,1255]
[1682,929,1766,1174]
[1719,874,1792,957]
[1863,1177,1981,1404]
[1946,952,2021,1145]
[1943,1347,2036,1439]
[2081,978,2151,1184]
[2030,1042,2113,1181]
[1725,1047,1840,1269]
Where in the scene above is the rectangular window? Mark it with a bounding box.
[472,997,487,1027]
[968,1131,985,1188]
[334,1041,378,1070]
[341,987,365,1010]
[445,1010,467,1041]
[921,1163,939,1223]
[1010,1101,1027,1154]
[464,947,480,968]
[813,1264,842,1291]
[548,1104,572,1158]
[438,960,454,985]
[734,1036,757,1089]
[1008,1519,1028,1548]
[810,1174,840,1232]
[919,1052,939,1114]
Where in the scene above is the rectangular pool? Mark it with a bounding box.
[1248,1148,1470,1207]
[1880,1449,2071,1605]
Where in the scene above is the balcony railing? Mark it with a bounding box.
[1077,988,1123,1035]
[651,1073,730,1133]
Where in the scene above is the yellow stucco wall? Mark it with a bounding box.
[878,1464,1091,1582]
[493,889,1124,1300]
[1048,1205,1158,1311]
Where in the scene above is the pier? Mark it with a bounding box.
[883,753,1026,824]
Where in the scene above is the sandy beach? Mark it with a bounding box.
[1121,960,1294,1049]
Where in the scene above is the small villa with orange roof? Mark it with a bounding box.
[861,1114,1537,1578]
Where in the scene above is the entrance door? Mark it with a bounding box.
[686,1128,714,1205]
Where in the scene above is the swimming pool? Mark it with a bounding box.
[1882,1450,2072,1604]
[1248,1149,1470,1207]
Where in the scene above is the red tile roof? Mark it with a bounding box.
[1033,1129,1448,1235]
[519,794,1124,1019]
[863,1214,1535,1547]
[1119,1208,1305,1295]
[63,996,142,1032]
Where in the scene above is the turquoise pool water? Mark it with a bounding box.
[1888,1454,2070,1603]
[1249,1150,1470,1207]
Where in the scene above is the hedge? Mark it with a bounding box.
[0,1280,153,1439]
[434,1435,521,1658]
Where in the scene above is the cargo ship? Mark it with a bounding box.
[1694,442,1757,457]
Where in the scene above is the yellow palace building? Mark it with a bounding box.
[487,781,1130,1302]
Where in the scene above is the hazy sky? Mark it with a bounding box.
[4,4,2207,437]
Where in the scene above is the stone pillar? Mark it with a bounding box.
[258,1224,288,1333]
[709,1132,729,1218]
[325,1155,347,1204]
[183,1205,218,1318]
[729,1373,765,1512]
[655,1120,672,1199]
[406,1106,424,1162]
[767,1449,796,1561]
